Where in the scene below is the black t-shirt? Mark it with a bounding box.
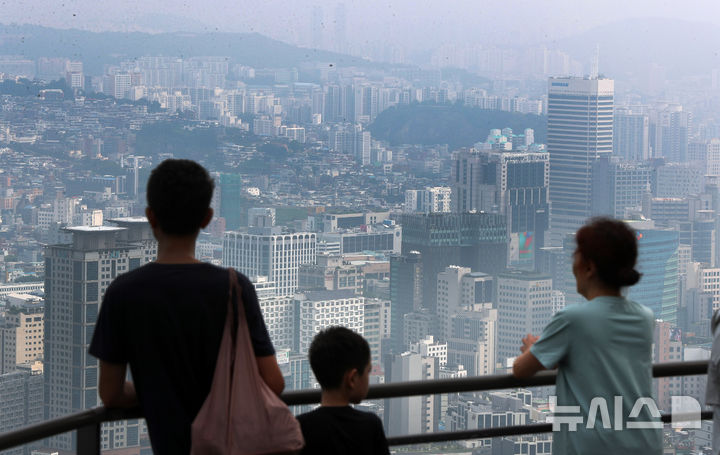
[297,406,390,455]
[89,262,274,455]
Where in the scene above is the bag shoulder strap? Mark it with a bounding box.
[227,268,245,341]
[227,268,262,377]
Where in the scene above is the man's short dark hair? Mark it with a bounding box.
[308,326,370,390]
[146,159,214,236]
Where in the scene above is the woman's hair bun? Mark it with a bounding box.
[614,268,641,287]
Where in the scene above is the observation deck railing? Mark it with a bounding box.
[0,360,710,453]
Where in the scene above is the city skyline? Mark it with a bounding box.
[0,4,718,451]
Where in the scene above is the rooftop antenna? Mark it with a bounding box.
[590,44,600,79]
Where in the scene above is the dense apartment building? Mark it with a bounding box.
[223,228,317,297]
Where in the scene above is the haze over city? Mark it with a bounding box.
[4,1,720,50]
[0,0,719,453]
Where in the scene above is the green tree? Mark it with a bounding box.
[259,143,290,162]
[369,104,547,150]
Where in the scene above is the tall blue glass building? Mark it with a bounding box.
[628,228,679,324]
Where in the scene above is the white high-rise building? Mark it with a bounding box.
[614,108,650,162]
[548,77,614,245]
[448,307,497,376]
[258,297,295,353]
[682,347,710,408]
[317,224,401,256]
[403,311,435,349]
[601,160,652,219]
[411,336,447,367]
[251,276,295,352]
[437,266,471,341]
[223,229,316,297]
[44,224,156,451]
[436,267,493,341]
[384,352,439,436]
[36,197,80,229]
[404,187,452,214]
[296,290,364,354]
[700,268,720,311]
[551,290,566,315]
[72,208,103,227]
[689,139,720,176]
[363,298,391,368]
[328,124,371,165]
[497,270,553,362]
[649,103,691,162]
[654,162,705,199]
[286,127,306,143]
[104,72,132,99]
[404,190,422,213]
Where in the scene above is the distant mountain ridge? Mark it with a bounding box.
[0,23,369,74]
[3,18,712,84]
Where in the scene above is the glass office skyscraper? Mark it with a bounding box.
[628,227,680,324]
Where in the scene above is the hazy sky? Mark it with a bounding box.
[4,0,720,51]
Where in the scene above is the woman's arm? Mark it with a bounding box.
[512,334,546,378]
[512,350,546,378]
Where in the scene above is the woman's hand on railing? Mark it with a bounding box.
[520,334,539,353]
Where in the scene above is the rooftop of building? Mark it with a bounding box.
[497,269,551,280]
[297,289,359,301]
[63,226,124,233]
[108,217,148,224]
[549,76,612,81]
[467,272,491,278]
[320,223,400,234]
[225,228,316,237]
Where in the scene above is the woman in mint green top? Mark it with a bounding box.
[513,218,663,455]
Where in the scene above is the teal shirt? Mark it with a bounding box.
[530,296,663,455]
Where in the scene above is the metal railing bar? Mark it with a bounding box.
[653,361,708,378]
[282,360,709,405]
[0,361,710,451]
[385,411,714,447]
[0,408,103,451]
[387,423,552,446]
[284,370,559,405]
[0,407,143,451]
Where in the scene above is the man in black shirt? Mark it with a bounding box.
[89,159,283,455]
[297,327,390,455]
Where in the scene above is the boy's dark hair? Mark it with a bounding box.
[146,159,214,236]
[308,326,370,390]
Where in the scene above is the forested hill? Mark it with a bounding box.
[368,104,547,150]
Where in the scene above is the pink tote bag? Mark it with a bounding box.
[191,269,304,455]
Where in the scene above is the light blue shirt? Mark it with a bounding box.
[705,310,720,406]
[530,296,663,455]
